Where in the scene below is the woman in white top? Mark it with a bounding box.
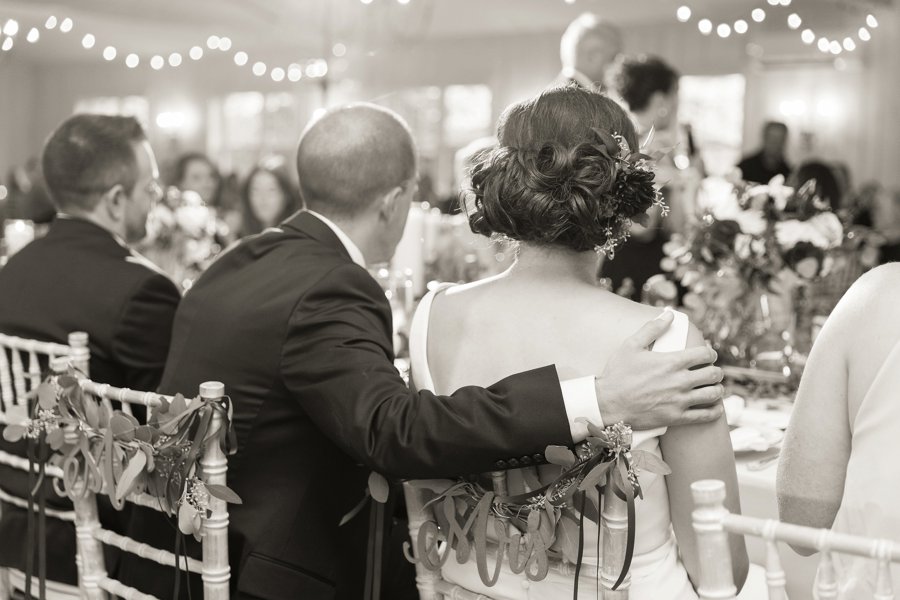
[408,85,747,599]
[779,263,900,597]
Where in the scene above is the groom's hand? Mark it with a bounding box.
[595,311,725,429]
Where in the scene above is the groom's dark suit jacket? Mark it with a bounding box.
[0,216,181,584]
[118,211,573,600]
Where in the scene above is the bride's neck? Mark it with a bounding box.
[510,243,600,283]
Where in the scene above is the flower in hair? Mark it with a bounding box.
[591,129,668,259]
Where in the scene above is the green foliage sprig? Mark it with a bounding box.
[3,370,240,540]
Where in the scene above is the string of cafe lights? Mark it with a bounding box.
[674,1,880,56]
[0,14,334,83]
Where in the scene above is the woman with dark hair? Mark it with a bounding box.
[239,164,301,237]
[172,152,221,206]
[601,56,683,300]
[408,85,747,599]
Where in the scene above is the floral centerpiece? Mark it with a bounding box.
[661,175,847,370]
[139,188,223,290]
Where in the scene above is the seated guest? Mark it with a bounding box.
[738,121,792,184]
[172,151,221,206]
[119,103,725,600]
[239,163,301,237]
[0,114,181,585]
[778,263,900,596]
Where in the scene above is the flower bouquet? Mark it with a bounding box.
[138,189,223,290]
[661,175,846,371]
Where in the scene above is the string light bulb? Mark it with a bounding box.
[206,35,220,50]
[252,61,267,76]
[787,13,801,29]
[168,52,182,67]
[26,28,40,43]
[59,18,73,33]
[271,67,285,81]
[717,23,731,38]
[102,46,117,60]
[801,29,815,44]
[81,34,95,49]
[189,46,203,60]
[698,19,713,34]
[734,20,748,34]
[866,14,878,28]
[817,37,830,52]
[150,55,164,70]
[3,19,19,36]
[859,27,871,41]
[125,53,139,68]
[676,6,692,22]
[843,37,856,51]
[234,51,248,66]
[1,37,13,52]
[218,36,232,51]
[288,63,303,81]
[44,16,57,29]
[751,9,766,23]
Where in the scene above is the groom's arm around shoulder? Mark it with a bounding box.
[279,262,573,479]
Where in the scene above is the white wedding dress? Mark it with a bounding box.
[409,284,698,600]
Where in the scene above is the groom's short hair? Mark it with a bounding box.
[296,103,417,218]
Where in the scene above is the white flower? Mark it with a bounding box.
[742,174,794,211]
[808,213,843,249]
[733,210,767,236]
[734,234,752,260]
[775,213,843,250]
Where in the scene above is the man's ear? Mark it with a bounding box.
[101,184,127,220]
[378,186,403,222]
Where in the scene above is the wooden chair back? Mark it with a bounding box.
[54,365,230,600]
[0,332,89,599]
[404,468,631,599]
[692,479,900,599]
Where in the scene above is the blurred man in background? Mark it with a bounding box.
[554,12,623,92]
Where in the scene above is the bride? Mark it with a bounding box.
[409,85,748,599]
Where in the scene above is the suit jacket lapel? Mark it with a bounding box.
[282,211,354,264]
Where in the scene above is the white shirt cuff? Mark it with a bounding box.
[560,375,603,443]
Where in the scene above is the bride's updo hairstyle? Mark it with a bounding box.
[467,85,660,254]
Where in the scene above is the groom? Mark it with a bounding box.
[120,103,725,600]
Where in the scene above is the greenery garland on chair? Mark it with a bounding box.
[399,421,671,596]
[2,368,241,540]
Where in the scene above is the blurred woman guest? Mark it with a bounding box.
[778,263,900,597]
[600,56,682,299]
[172,152,220,206]
[239,163,301,237]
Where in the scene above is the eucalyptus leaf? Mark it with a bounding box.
[206,483,242,504]
[368,471,390,504]
[115,448,147,501]
[2,424,26,443]
[57,375,78,390]
[83,398,99,429]
[46,428,66,451]
[134,426,153,444]
[544,445,577,468]
[170,394,187,416]
[632,450,672,476]
[110,413,136,442]
[526,509,541,534]
[578,461,613,491]
[37,383,57,410]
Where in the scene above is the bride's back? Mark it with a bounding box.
[426,268,662,394]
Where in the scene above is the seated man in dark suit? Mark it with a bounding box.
[120,104,725,600]
[0,114,181,585]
